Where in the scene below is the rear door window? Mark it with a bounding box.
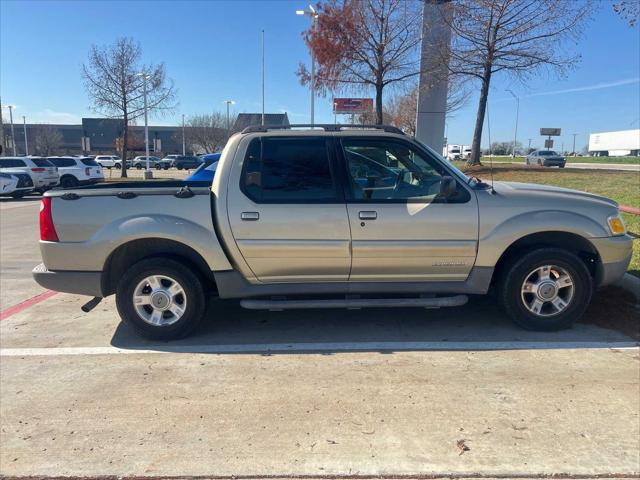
[242,137,339,203]
[81,158,99,166]
[48,158,76,167]
[0,158,27,168]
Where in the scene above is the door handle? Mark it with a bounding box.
[359,211,377,220]
[241,212,260,221]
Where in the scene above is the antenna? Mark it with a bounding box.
[485,101,496,194]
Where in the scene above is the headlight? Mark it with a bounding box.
[607,214,627,236]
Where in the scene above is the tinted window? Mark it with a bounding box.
[0,158,27,168]
[342,138,469,203]
[32,158,54,167]
[539,151,557,156]
[81,158,99,166]
[48,158,76,167]
[242,137,337,202]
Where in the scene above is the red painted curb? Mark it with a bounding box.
[0,290,58,321]
[620,205,640,215]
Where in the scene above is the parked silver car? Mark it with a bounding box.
[526,150,566,168]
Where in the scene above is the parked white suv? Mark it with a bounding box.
[47,157,104,188]
[94,155,121,169]
[0,171,34,198]
[0,156,59,193]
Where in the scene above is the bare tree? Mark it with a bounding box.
[33,125,63,156]
[82,37,177,177]
[435,0,591,165]
[298,0,423,124]
[181,113,234,154]
[613,0,639,27]
[385,77,471,135]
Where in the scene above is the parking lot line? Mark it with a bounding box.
[1,341,637,357]
[0,290,57,321]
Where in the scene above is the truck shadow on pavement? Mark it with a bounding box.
[110,292,638,354]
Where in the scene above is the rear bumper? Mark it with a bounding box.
[32,263,103,297]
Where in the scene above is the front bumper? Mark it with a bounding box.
[591,234,634,286]
[542,160,566,167]
[32,263,104,297]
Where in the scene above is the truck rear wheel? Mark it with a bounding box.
[116,258,206,340]
[498,248,593,331]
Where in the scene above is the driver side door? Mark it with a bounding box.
[340,137,479,282]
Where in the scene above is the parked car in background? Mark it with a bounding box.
[185,153,220,182]
[0,171,34,198]
[526,150,566,168]
[462,146,472,159]
[47,157,104,188]
[0,156,59,193]
[172,155,202,170]
[95,155,121,169]
[161,155,179,166]
[132,156,169,169]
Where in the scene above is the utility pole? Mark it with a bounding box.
[572,133,578,156]
[506,89,519,157]
[182,114,186,155]
[528,138,532,153]
[261,29,265,126]
[296,5,318,126]
[22,116,28,156]
[7,105,16,156]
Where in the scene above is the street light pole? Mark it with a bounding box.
[296,5,318,126]
[22,116,28,156]
[7,105,16,156]
[182,114,186,155]
[261,29,265,126]
[224,100,235,131]
[136,73,151,179]
[506,89,519,157]
[572,133,578,156]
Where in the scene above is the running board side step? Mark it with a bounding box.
[240,295,468,310]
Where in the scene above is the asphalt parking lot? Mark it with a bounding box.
[0,196,639,478]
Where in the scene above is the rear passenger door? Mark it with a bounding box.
[227,136,351,283]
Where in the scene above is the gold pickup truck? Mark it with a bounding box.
[33,125,632,340]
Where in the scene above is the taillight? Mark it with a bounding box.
[85,167,90,176]
[31,167,45,172]
[40,197,59,242]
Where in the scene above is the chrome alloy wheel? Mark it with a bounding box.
[132,275,187,326]
[520,265,574,317]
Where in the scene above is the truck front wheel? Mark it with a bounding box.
[116,258,206,340]
[498,248,593,331]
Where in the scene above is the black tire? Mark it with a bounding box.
[498,248,593,331]
[60,175,79,188]
[177,165,183,170]
[116,257,206,340]
[155,163,161,170]
[136,164,142,170]
[559,164,565,168]
[115,164,122,169]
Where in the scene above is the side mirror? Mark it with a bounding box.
[439,176,456,199]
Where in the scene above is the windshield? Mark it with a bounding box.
[539,150,557,156]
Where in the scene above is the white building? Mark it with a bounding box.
[588,129,640,157]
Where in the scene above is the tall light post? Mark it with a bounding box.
[506,89,519,157]
[572,133,578,156]
[296,5,318,126]
[261,29,265,126]
[224,100,235,131]
[22,116,28,156]
[136,73,152,179]
[182,114,186,155]
[6,105,16,156]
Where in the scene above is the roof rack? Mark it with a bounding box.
[241,124,405,135]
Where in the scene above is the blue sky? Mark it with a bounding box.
[1,0,639,151]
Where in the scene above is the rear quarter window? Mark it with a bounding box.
[48,158,76,167]
[32,158,55,167]
[81,159,99,166]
